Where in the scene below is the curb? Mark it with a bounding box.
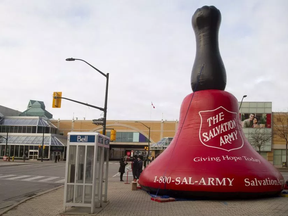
[0,163,30,167]
[0,185,64,216]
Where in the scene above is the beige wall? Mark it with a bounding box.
[51,119,179,144]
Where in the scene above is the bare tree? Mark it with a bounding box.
[273,112,288,167]
[249,128,271,153]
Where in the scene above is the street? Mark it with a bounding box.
[0,161,65,211]
[0,160,127,212]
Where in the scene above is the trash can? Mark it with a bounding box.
[282,162,287,167]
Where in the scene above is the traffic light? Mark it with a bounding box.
[39,145,41,149]
[52,92,62,108]
[43,145,45,150]
[110,129,116,141]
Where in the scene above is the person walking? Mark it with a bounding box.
[132,156,138,181]
[119,157,127,182]
[136,157,143,179]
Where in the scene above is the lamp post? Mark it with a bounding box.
[66,58,109,135]
[135,121,151,158]
[239,95,247,111]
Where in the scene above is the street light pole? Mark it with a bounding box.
[135,121,151,158]
[66,58,109,135]
[239,95,247,111]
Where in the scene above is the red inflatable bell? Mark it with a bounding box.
[139,90,284,198]
[138,6,284,198]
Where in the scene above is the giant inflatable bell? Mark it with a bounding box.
[139,6,284,199]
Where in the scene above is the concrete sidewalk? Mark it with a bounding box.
[0,179,287,216]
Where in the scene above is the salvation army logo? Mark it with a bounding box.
[198,106,244,152]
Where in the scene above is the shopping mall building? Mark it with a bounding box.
[0,101,287,167]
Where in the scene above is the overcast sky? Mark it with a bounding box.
[1,0,287,121]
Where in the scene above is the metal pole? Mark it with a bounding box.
[135,121,150,158]
[148,127,151,158]
[103,73,109,135]
[41,127,44,162]
[5,131,8,157]
[66,58,109,135]
[239,95,247,111]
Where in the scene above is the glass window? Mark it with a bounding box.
[109,147,124,160]
[256,108,265,113]
[44,147,49,158]
[264,108,272,113]
[241,102,249,108]
[24,146,28,155]
[133,132,140,142]
[10,145,14,156]
[85,146,94,184]
[20,146,24,157]
[241,108,250,113]
[0,145,4,156]
[273,150,282,166]
[68,145,76,183]
[15,145,19,157]
[249,108,257,113]
[76,146,85,183]
[265,103,272,108]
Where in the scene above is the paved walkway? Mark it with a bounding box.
[0,161,288,216]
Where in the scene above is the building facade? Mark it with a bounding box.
[50,102,287,167]
[51,119,178,160]
[0,103,65,161]
[1,102,287,166]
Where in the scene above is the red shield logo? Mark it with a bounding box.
[198,106,244,152]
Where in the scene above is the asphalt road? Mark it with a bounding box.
[0,161,65,211]
[0,160,124,212]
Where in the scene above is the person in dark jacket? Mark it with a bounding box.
[136,157,143,179]
[119,158,128,181]
[132,156,138,180]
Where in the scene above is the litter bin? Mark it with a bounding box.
[282,162,287,167]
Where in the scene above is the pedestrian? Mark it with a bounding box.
[118,157,127,182]
[136,157,143,179]
[54,153,57,163]
[132,156,138,181]
[23,154,26,162]
[58,153,60,162]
